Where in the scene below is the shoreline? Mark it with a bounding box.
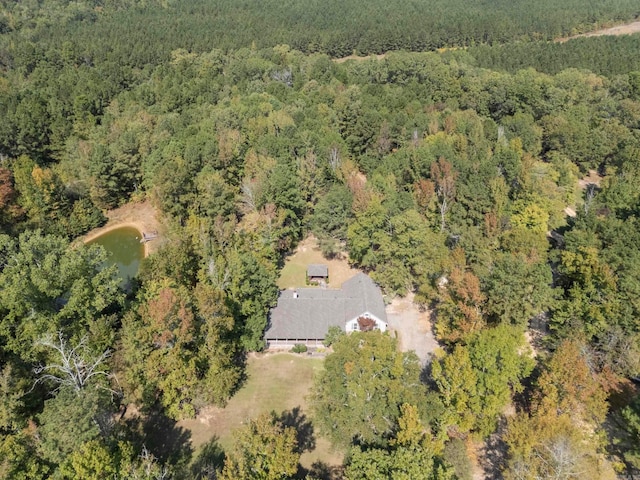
[83,222,150,257]
[79,201,163,257]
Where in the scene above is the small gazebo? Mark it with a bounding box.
[307,264,328,285]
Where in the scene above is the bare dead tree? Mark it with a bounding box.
[539,436,587,480]
[271,68,293,87]
[207,256,230,291]
[412,129,419,147]
[431,157,457,232]
[329,146,341,172]
[583,183,596,215]
[33,332,112,393]
[240,179,259,213]
[497,125,507,146]
[118,445,172,480]
[138,446,171,480]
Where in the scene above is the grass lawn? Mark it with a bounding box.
[278,235,359,289]
[177,353,344,471]
[176,236,358,475]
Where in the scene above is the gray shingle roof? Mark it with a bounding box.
[265,273,387,340]
[342,273,387,323]
[307,264,329,277]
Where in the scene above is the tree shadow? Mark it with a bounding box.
[124,408,193,466]
[478,418,509,480]
[420,360,434,385]
[227,348,249,397]
[190,436,225,480]
[277,406,316,454]
[299,461,344,480]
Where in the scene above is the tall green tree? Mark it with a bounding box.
[226,246,279,351]
[219,412,299,480]
[484,252,556,327]
[121,281,242,419]
[432,325,534,436]
[0,430,51,480]
[37,386,115,465]
[0,231,122,360]
[619,395,640,470]
[344,404,455,480]
[311,331,425,447]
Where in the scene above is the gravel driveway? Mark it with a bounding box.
[386,293,439,364]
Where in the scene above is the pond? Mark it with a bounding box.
[87,226,145,288]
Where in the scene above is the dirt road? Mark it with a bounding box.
[386,293,439,364]
[333,19,640,64]
[557,20,640,42]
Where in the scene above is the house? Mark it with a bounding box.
[306,264,329,284]
[265,272,388,348]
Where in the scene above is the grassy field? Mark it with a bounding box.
[177,353,344,472]
[177,236,356,475]
[277,236,359,289]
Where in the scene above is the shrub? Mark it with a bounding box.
[291,344,307,353]
[323,326,345,347]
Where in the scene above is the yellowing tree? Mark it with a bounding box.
[219,412,299,480]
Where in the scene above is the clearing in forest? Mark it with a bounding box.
[277,235,359,289]
[177,353,344,472]
[333,19,640,64]
[279,236,440,363]
[80,200,165,256]
[557,20,640,42]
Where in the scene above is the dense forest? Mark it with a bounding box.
[466,35,640,76]
[1,1,640,479]
[1,0,640,60]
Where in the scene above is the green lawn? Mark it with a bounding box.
[278,236,358,289]
[178,353,343,471]
[278,260,309,289]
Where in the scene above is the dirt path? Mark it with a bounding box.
[333,53,387,63]
[557,20,640,42]
[578,169,603,189]
[333,19,640,64]
[386,293,439,364]
[80,201,165,256]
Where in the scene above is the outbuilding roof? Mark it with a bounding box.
[307,264,329,278]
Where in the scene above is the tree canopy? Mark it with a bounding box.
[1,3,640,475]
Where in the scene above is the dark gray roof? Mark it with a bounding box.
[342,273,387,324]
[307,264,328,277]
[265,273,387,340]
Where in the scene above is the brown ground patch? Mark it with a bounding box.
[557,20,640,42]
[333,53,387,63]
[80,200,165,256]
[561,170,604,220]
[578,169,603,189]
[386,293,439,364]
[278,235,360,289]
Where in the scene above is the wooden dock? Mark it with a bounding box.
[140,231,158,243]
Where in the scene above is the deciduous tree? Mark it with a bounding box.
[311,331,424,447]
[219,412,299,480]
[344,404,454,480]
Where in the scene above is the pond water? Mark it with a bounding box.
[87,226,145,287]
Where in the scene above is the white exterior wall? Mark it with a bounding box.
[345,312,387,333]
